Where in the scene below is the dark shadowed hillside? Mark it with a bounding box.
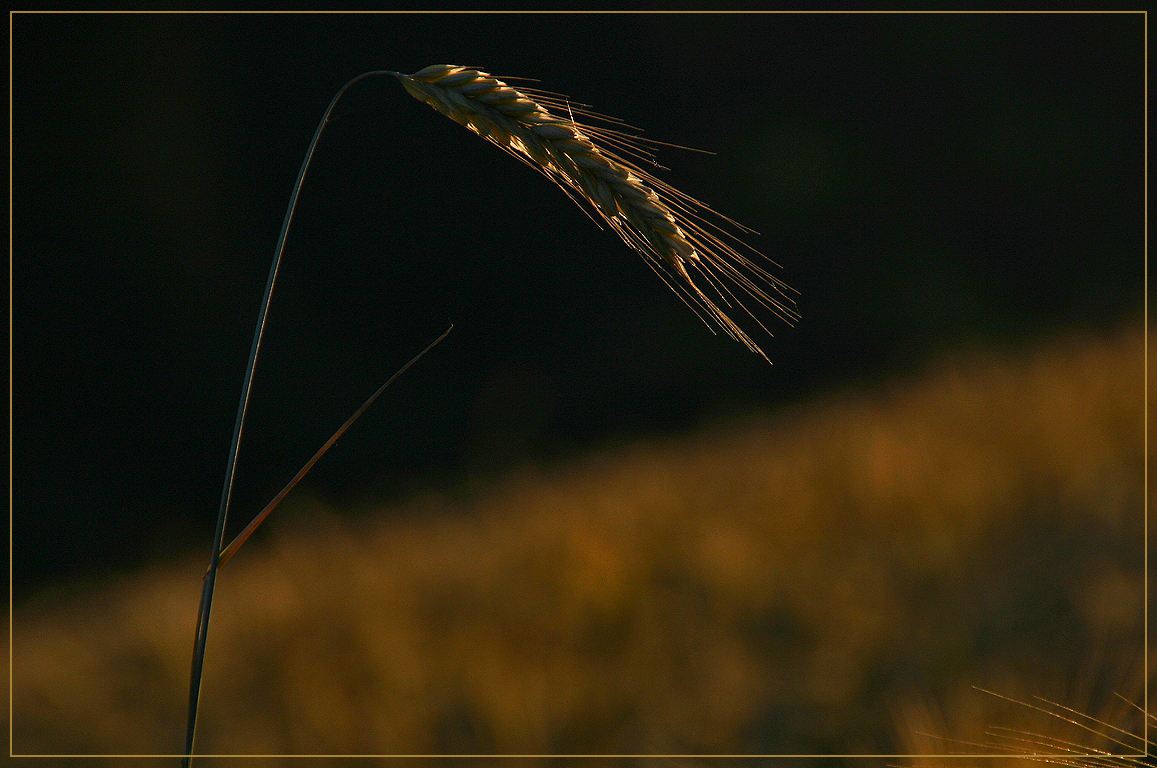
[12,321,1147,764]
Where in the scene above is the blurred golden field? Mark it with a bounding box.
[11,320,1148,765]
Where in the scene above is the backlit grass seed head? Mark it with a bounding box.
[395,64,799,363]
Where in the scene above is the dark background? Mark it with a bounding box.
[11,12,1144,598]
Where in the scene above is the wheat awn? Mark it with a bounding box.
[395,64,799,362]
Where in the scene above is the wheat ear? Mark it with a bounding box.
[395,65,799,363]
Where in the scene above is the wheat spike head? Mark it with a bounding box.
[394,65,799,363]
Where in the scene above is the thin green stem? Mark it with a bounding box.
[181,70,399,767]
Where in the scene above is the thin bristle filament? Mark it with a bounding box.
[395,64,798,363]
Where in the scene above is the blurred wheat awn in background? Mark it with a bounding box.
[11,319,1144,760]
[899,657,1151,768]
[395,65,799,362]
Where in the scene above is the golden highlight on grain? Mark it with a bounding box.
[395,65,799,362]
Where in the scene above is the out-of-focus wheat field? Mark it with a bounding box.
[11,321,1147,764]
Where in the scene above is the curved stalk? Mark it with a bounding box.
[181,69,399,767]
